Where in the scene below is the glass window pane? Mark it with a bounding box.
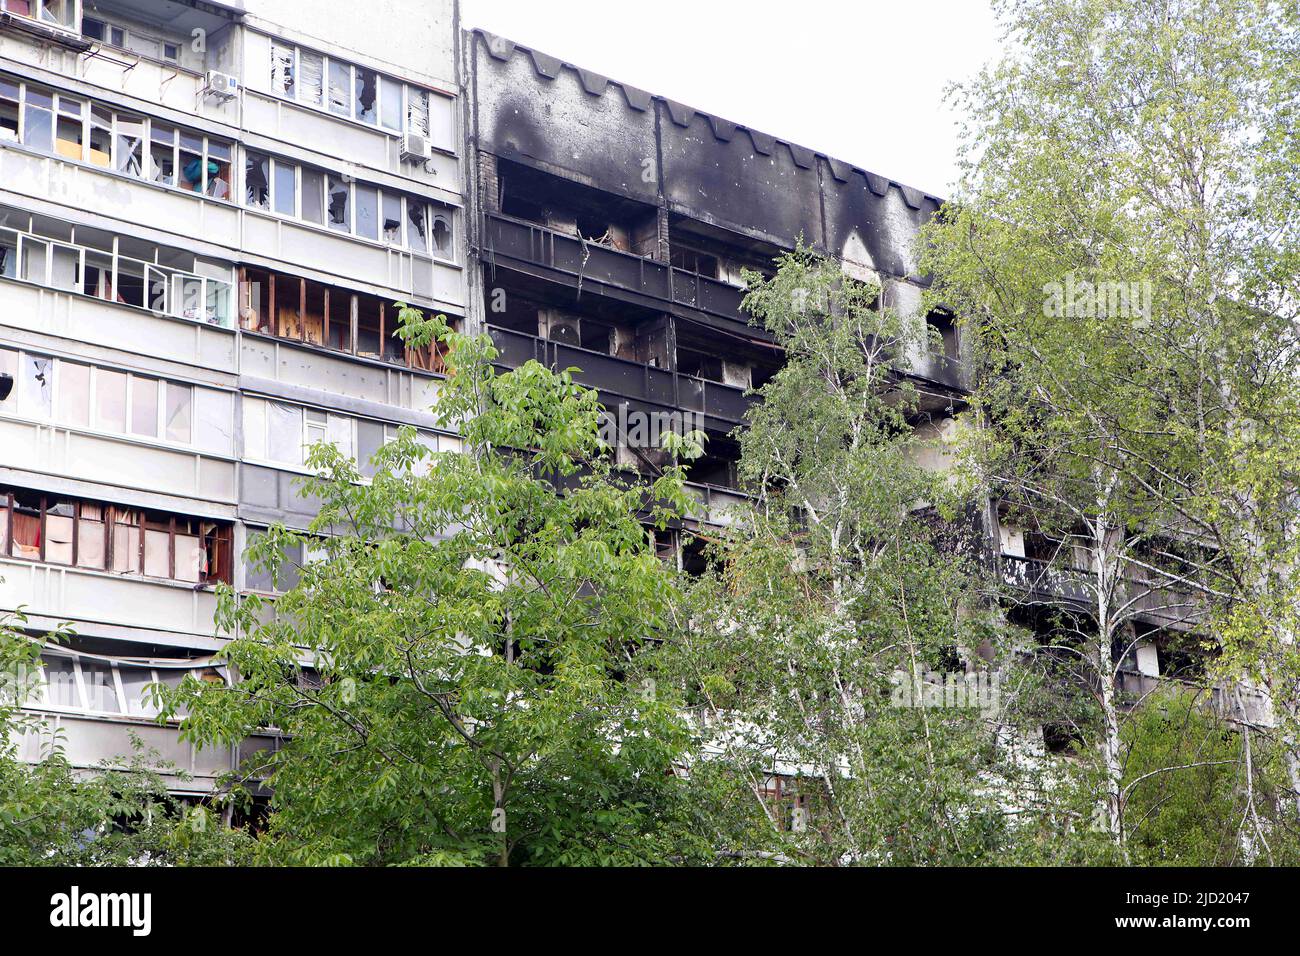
[81,661,120,713]
[0,348,13,411]
[432,215,452,258]
[328,60,350,115]
[195,388,234,455]
[22,88,53,152]
[130,375,158,437]
[274,161,295,216]
[380,76,402,130]
[43,657,79,708]
[58,361,90,428]
[94,368,127,432]
[301,168,323,224]
[267,401,302,465]
[355,185,378,240]
[165,382,192,443]
[357,419,384,478]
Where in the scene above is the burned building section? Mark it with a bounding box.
[461,31,1252,739]
[462,30,967,564]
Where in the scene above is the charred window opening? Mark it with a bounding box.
[496,158,658,255]
[1042,722,1084,755]
[667,214,782,287]
[925,309,959,362]
[685,434,741,489]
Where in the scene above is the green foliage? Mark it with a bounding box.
[158,309,706,865]
[0,609,253,866]
[657,247,1037,864]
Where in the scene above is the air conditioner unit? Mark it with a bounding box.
[400,132,431,162]
[204,70,239,99]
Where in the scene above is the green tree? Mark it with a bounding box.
[0,608,253,865]
[659,247,1036,864]
[921,0,1300,855]
[159,312,707,865]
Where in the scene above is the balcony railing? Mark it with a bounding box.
[0,224,234,326]
[489,325,755,426]
[484,212,753,331]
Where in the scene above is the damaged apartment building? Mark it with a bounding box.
[0,0,1242,808]
[457,30,1259,755]
[460,29,968,571]
[0,0,465,798]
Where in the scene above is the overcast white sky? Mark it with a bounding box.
[460,0,1004,198]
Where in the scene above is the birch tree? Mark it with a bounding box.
[921,0,1300,852]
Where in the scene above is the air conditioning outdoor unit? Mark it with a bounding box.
[401,132,432,162]
[204,70,239,99]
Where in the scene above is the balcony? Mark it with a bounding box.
[488,325,754,428]
[483,212,761,336]
[0,557,222,641]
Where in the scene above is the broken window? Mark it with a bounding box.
[406,89,429,138]
[115,115,145,178]
[87,105,110,167]
[43,656,79,708]
[21,353,52,418]
[77,502,106,570]
[382,192,402,244]
[44,500,73,565]
[298,50,324,106]
[271,41,295,98]
[5,490,231,583]
[245,150,270,209]
[206,141,232,199]
[356,296,382,359]
[150,123,176,185]
[354,67,377,125]
[431,213,452,258]
[0,78,17,142]
[327,173,350,232]
[407,199,428,252]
